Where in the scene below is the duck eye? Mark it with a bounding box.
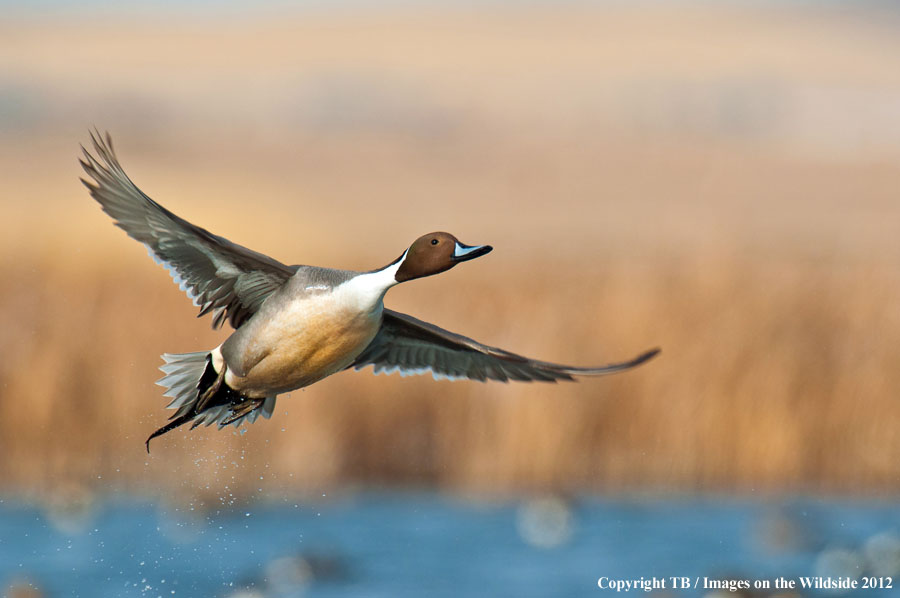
[431,239,439,246]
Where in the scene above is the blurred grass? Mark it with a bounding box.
[2,3,900,499]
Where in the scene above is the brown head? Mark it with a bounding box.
[394,232,492,283]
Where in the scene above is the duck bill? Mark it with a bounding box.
[451,242,493,262]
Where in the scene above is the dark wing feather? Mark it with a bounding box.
[351,309,660,383]
[80,131,297,329]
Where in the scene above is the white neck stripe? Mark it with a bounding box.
[336,248,408,302]
[382,248,408,284]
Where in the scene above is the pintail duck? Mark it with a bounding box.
[80,132,660,451]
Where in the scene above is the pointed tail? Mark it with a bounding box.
[149,351,210,452]
[149,351,276,452]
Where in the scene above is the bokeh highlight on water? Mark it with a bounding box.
[3,494,900,597]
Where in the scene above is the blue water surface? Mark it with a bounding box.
[1,493,898,597]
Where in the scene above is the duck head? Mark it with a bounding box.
[395,232,492,283]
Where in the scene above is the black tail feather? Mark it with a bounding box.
[148,354,268,451]
[145,413,194,453]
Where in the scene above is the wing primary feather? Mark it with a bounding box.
[80,131,297,329]
[351,310,659,384]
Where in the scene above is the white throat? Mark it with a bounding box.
[337,249,408,312]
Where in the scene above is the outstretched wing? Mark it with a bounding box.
[351,309,660,382]
[80,131,297,329]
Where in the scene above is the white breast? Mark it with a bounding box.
[221,263,403,396]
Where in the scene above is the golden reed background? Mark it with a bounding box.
[2,4,900,499]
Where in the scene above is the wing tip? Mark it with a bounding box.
[586,345,661,376]
[635,347,662,365]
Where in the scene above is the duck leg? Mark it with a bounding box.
[221,399,265,426]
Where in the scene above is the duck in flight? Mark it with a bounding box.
[79,132,660,451]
